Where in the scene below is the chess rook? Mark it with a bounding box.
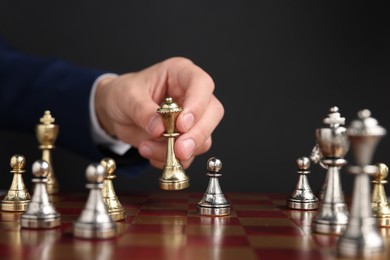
[337,109,386,257]
[73,163,116,239]
[1,155,31,212]
[197,157,230,216]
[287,156,318,210]
[312,106,349,235]
[20,160,61,229]
[101,158,126,221]
[36,110,59,194]
[371,163,390,227]
[157,97,189,190]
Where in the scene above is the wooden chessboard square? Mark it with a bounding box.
[179,247,258,260]
[118,233,187,247]
[239,217,295,227]
[131,215,187,225]
[126,223,185,235]
[187,216,241,225]
[248,235,318,249]
[254,248,329,260]
[244,225,303,236]
[186,234,250,247]
[235,210,287,218]
[138,209,188,217]
[186,225,245,236]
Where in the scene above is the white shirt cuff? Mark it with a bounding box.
[89,73,131,155]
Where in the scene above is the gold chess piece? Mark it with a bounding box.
[371,163,390,227]
[1,155,31,212]
[157,97,189,190]
[36,110,59,194]
[101,158,126,221]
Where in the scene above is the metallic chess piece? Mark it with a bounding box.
[36,110,59,194]
[310,144,327,201]
[312,106,349,235]
[1,155,31,212]
[197,157,230,216]
[74,163,116,239]
[287,156,319,210]
[20,160,61,229]
[337,109,386,258]
[371,163,390,227]
[101,158,126,221]
[157,97,189,190]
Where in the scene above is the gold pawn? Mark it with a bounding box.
[371,162,390,227]
[36,110,59,194]
[101,158,126,221]
[157,97,189,190]
[1,155,31,211]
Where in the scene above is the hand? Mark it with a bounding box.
[94,57,224,169]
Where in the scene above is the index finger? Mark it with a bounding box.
[163,57,216,133]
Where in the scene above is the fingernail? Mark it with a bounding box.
[139,144,152,158]
[183,113,195,131]
[182,138,195,159]
[148,115,160,134]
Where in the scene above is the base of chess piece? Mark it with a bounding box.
[312,158,349,235]
[73,222,117,239]
[20,213,61,229]
[287,200,318,210]
[159,166,190,190]
[1,201,30,212]
[108,209,126,222]
[197,202,230,216]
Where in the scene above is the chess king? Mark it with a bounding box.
[157,97,190,190]
[36,110,59,194]
[312,106,349,235]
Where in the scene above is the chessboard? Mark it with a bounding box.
[1,191,389,260]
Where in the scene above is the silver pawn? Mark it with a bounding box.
[287,156,319,210]
[20,160,61,229]
[312,106,349,235]
[73,163,116,239]
[337,109,386,258]
[197,157,230,216]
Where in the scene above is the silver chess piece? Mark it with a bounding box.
[310,144,327,201]
[73,163,116,239]
[287,156,319,210]
[20,160,61,229]
[312,106,349,235]
[197,157,230,216]
[337,109,386,258]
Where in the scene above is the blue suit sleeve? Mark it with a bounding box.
[0,36,149,175]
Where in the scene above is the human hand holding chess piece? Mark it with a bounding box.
[94,57,224,169]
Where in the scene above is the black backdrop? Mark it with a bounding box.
[0,1,389,194]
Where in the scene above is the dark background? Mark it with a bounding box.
[0,1,389,195]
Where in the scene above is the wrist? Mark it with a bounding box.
[94,74,117,137]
